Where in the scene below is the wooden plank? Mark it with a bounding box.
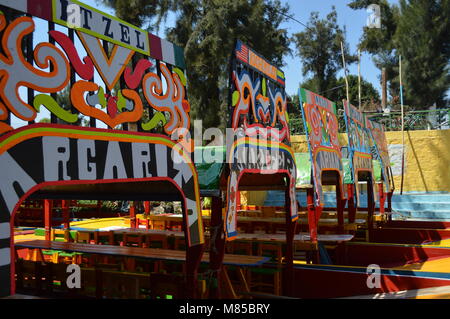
[87,228,353,243]
[64,228,353,246]
[145,213,365,227]
[14,240,269,267]
[234,232,354,243]
[1,294,44,299]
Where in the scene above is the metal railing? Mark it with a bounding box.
[365,108,450,131]
[289,108,450,135]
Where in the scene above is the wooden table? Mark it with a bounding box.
[145,214,366,225]
[296,218,367,225]
[234,232,354,243]
[110,228,354,243]
[15,240,269,267]
[15,239,268,298]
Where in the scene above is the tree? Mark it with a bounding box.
[331,75,381,111]
[293,6,357,95]
[167,0,291,129]
[100,0,172,32]
[395,0,449,108]
[101,0,291,129]
[349,0,450,108]
[55,87,86,125]
[348,1,401,101]
[38,117,51,123]
[299,74,380,113]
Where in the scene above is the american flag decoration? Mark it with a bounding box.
[235,40,249,63]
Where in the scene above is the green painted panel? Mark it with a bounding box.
[372,159,382,182]
[194,146,226,191]
[294,152,312,187]
[342,158,353,184]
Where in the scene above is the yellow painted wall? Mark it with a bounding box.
[385,129,450,193]
[243,129,450,204]
[240,191,268,206]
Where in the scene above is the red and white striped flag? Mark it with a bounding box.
[235,41,249,63]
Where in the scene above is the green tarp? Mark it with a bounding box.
[194,146,226,196]
[372,159,382,182]
[295,152,354,185]
[342,157,353,184]
[294,152,312,188]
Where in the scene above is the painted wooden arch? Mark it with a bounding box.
[224,137,297,239]
[0,125,203,296]
[0,0,202,297]
[225,40,297,240]
[366,118,394,192]
[342,100,377,204]
[299,88,346,207]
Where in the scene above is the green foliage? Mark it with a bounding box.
[349,0,450,108]
[395,0,449,108]
[167,0,291,129]
[348,0,399,54]
[298,74,379,109]
[292,75,380,134]
[286,94,305,135]
[330,75,380,110]
[38,117,51,123]
[100,0,173,32]
[55,87,86,125]
[293,6,357,95]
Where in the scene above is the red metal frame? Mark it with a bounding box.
[44,199,52,241]
[62,200,70,230]
[347,184,356,224]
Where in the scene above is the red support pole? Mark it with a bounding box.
[306,187,321,264]
[144,201,151,216]
[208,196,226,299]
[347,184,356,224]
[367,179,376,241]
[236,190,241,210]
[306,188,318,242]
[44,199,52,241]
[62,200,70,230]
[336,184,345,234]
[378,183,386,215]
[129,201,136,228]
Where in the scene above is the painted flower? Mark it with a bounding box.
[327,113,339,146]
[308,107,322,146]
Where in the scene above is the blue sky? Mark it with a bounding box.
[88,0,400,97]
[282,0,402,98]
[280,0,389,97]
[87,0,396,97]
